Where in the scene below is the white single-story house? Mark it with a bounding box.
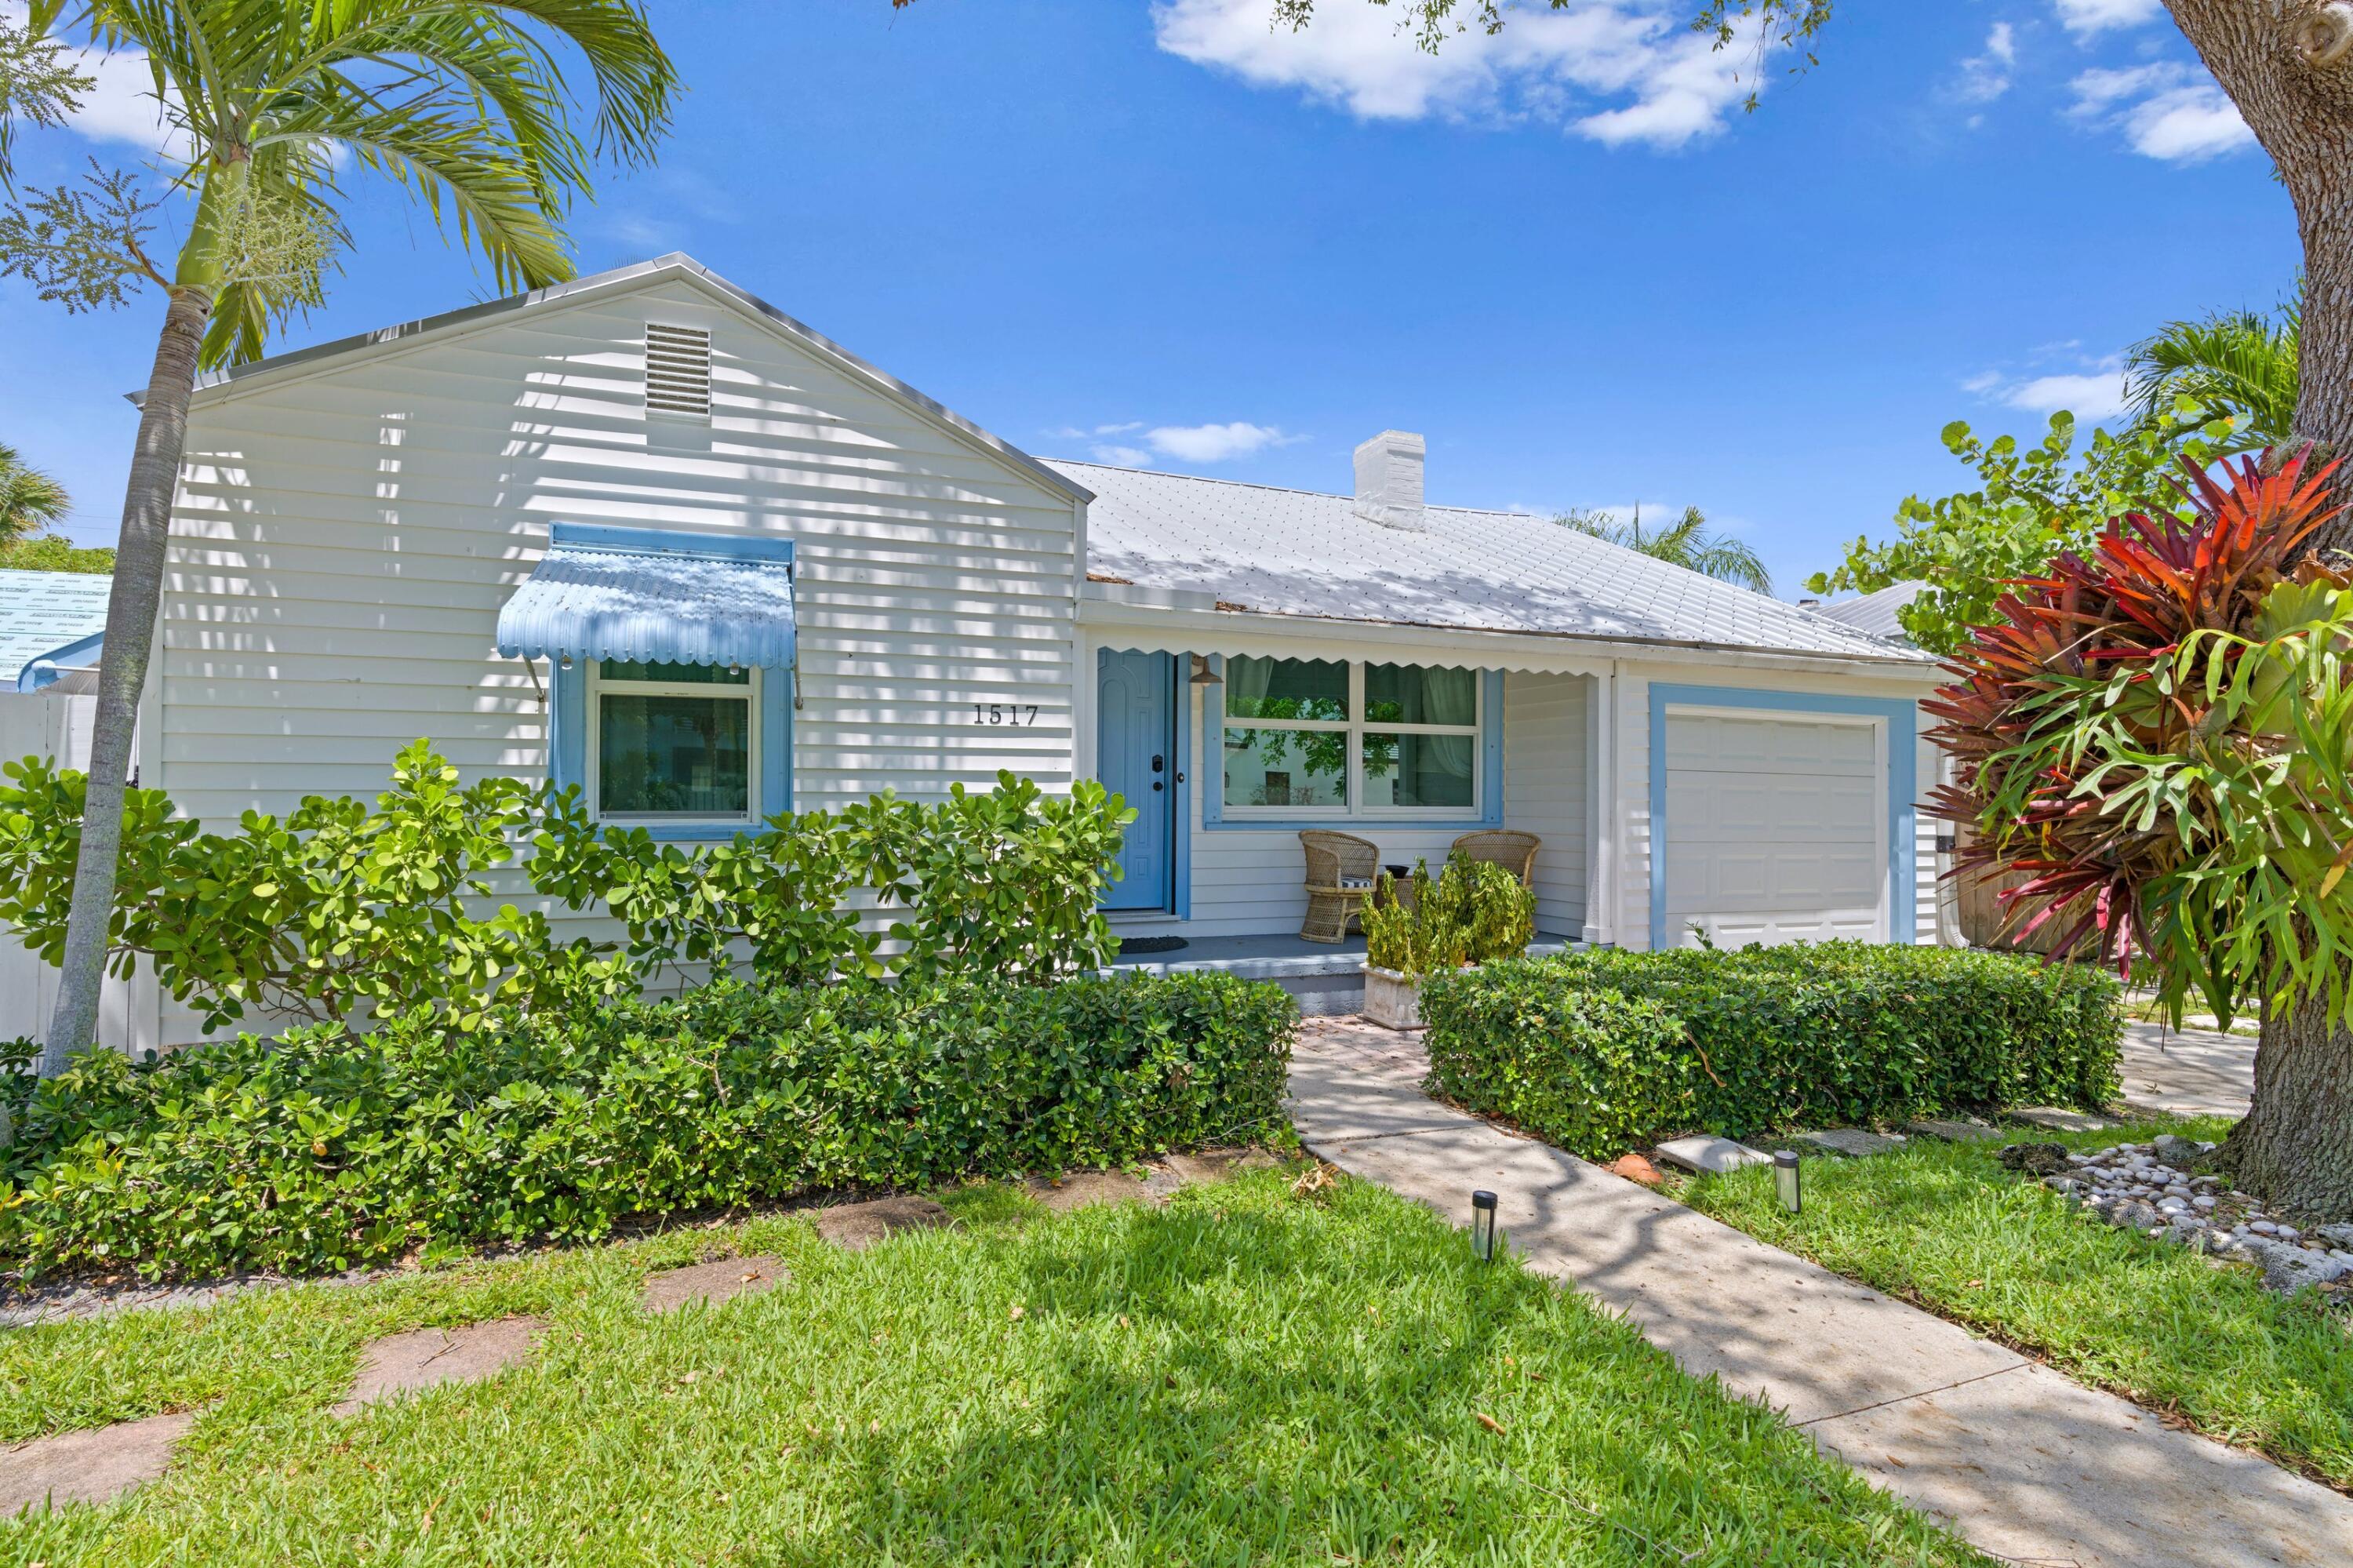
[27,253,1947,1049]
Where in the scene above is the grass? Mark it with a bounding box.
[1678,1118,2353,1490]
[0,1169,1985,1566]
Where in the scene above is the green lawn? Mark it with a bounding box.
[1680,1119,2353,1490]
[0,1170,1984,1566]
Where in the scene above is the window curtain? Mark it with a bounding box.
[1225,655,1274,713]
[1419,665,1476,781]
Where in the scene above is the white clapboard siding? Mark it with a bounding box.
[148,273,1082,1046]
[1500,671,1587,937]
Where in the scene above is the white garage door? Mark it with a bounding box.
[1663,709,1886,948]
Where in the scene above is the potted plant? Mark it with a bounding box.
[1359,855,1536,1028]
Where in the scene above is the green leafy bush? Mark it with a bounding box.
[0,972,1297,1280]
[1421,943,2121,1159]
[0,744,1138,1033]
[1362,857,1536,977]
[0,740,634,1033]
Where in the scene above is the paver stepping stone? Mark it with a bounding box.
[1027,1170,1152,1213]
[815,1195,953,1253]
[1654,1135,1770,1174]
[641,1255,787,1314]
[1794,1128,1906,1158]
[1904,1118,2006,1142]
[2010,1106,2115,1133]
[331,1317,545,1417]
[0,1411,194,1514]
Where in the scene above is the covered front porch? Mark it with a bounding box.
[1081,596,1613,961]
[1106,929,1586,1016]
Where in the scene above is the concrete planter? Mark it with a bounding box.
[1360,964,1427,1031]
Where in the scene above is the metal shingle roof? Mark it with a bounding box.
[496,538,796,669]
[0,571,111,688]
[1812,580,1926,645]
[1050,461,1929,664]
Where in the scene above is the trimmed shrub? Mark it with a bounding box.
[0,972,1297,1281]
[1420,942,2122,1159]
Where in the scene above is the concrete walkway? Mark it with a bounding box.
[2121,1021,2256,1119]
[1290,1018,2352,1568]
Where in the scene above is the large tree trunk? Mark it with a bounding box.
[2166,2,2353,1217]
[38,284,211,1072]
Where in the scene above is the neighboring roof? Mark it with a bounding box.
[496,525,798,670]
[1812,580,1927,645]
[0,570,111,689]
[1052,461,1929,664]
[148,253,1090,507]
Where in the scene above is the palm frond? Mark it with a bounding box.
[43,0,678,363]
[1554,502,1772,593]
[2122,293,2300,447]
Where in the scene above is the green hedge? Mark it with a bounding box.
[1420,943,2122,1159]
[0,972,1297,1281]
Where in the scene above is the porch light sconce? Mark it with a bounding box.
[1189,653,1221,686]
[1774,1151,1802,1216]
[558,653,573,671]
[1470,1190,1500,1262]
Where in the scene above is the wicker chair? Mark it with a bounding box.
[1299,830,1381,944]
[1450,829,1539,888]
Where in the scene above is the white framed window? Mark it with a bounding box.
[585,658,761,826]
[1218,657,1484,820]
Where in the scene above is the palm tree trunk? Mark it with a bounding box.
[2165,2,2353,1219]
[38,284,211,1072]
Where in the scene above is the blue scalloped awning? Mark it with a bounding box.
[496,526,795,669]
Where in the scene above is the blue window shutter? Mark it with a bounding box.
[551,657,587,794]
[760,669,792,820]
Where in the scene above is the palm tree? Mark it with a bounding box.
[2122,295,2300,449]
[1555,504,1772,595]
[0,442,70,544]
[5,2,678,1072]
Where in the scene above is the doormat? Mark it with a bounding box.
[1116,937,1189,955]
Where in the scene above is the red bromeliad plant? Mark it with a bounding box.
[1926,449,2353,1028]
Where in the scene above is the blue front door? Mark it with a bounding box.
[1097,649,1174,911]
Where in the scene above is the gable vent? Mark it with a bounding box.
[644,322,711,420]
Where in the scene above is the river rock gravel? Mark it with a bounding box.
[2028,1139,2353,1300]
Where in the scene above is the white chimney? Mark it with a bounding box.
[1352,430,1426,531]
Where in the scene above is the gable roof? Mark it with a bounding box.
[1052,460,1929,664]
[152,253,1090,506]
[0,570,111,688]
[1812,580,1927,645]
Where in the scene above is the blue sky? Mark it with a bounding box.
[0,0,2300,598]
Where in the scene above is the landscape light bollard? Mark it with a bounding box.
[1471,1190,1500,1262]
[1774,1151,1802,1216]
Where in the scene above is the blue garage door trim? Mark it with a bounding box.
[1646,682,1918,951]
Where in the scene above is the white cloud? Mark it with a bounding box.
[2068,62,2254,162]
[1146,420,1297,461]
[1060,418,1303,467]
[1952,22,2017,111]
[1967,353,2130,421]
[1,2,188,159]
[2053,0,2164,37]
[1151,0,1767,151]
[2005,369,2129,420]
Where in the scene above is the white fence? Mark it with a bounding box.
[0,689,134,1051]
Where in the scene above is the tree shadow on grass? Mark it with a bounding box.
[762,1184,1979,1567]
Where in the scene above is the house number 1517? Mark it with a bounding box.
[972,702,1041,726]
